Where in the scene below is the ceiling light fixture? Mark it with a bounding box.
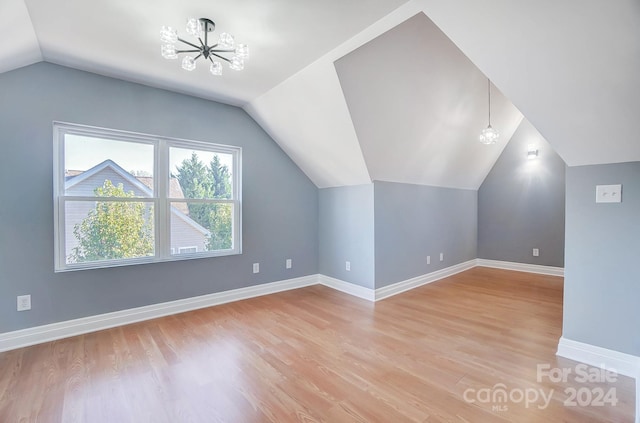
[160,18,249,76]
[479,79,500,145]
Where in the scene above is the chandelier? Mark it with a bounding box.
[479,78,499,145]
[160,18,249,76]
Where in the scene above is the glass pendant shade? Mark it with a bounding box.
[161,44,178,59]
[160,26,178,44]
[218,32,235,49]
[185,18,202,36]
[229,56,244,71]
[235,44,249,59]
[181,56,196,71]
[479,125,500,145]
[210,61,223,76]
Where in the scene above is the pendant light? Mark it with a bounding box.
[479,79,500,145]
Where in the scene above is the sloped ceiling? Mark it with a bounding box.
[334,13,522,189]
[419,0,640,167]
[2,0,640,188]
[0,0,42,73]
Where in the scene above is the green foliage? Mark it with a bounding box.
[204,204,233,250]
[210,155,231,200]
[70,180,154,263]
[175,152,233,250]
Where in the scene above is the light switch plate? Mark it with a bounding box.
[596,184,622,203]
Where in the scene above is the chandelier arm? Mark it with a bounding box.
[211,49,236,54]
[177,37,202,50]
[193,53,203,61]
[198,37,207,50]
[176,49,201,54]
[210,52,232,63]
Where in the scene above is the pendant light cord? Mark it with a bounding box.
[488,79,491,126]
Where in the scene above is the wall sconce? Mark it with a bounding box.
[527,145,539,159]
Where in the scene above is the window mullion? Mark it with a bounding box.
[156,140,169,259]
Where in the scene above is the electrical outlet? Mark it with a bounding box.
[427,256,431,265]
[345,261,351,271]
[17,295,31,311]
[533,248,539,257]
[440,253,444,262]
[253,263,259,274]
[286,259,292,269]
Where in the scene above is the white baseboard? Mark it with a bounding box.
[376,259,476,301]
[318,274,375,301]
[476,259,564,277]
[0,275,318,353]
[557,338,639,422]
[556,337,639,379]
[1,260,564,352]
[0,261,573,354]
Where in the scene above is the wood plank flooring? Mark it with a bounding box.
[0,267,635,422]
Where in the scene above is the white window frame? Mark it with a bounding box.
[53,122,242,272]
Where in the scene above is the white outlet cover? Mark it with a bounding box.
[286,259,292,269]
[346,261,351,271]
[427,256,431,264]
[596,184,622,203]
[17,294,31,311]
[253,263,259,273]
[533,248,540,257]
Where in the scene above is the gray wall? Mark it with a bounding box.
[0,62,318,333]
[478,119,566,267]
[318,184,375,289]
[374,181,477,288]
[563,162,640,356]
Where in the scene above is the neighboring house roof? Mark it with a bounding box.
[65,159,209,236]
[65,159,153,196]
[66,162,189,214]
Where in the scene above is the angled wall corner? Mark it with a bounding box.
[373,181,477,288]
[319,184,375,289]
[318,181,478,291]
[478,119,566,267]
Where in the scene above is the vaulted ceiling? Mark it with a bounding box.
[3,0,640,189]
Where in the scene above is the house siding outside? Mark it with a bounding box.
[65,162,208,261]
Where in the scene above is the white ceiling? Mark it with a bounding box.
[3,0,640,188]
[0,0,42,73]
[16,0,406,106]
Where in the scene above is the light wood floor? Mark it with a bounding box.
[0,267,635,422]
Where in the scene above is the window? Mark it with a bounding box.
[54,122,241,271]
